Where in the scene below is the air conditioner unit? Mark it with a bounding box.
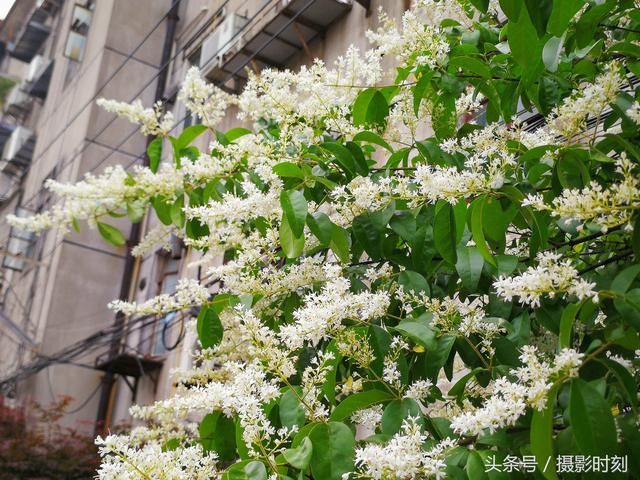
[200,28,223,69]
[199,13,249,70]
[27,55,46,82]
[218,13,249,60]
[0,173,16,203]
[3,126,34,164]
[3,86,29,114]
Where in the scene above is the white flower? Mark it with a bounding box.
[178,67,236,129]
[354,417,454,480]
[97,98,174,136]
[494,252,597,307]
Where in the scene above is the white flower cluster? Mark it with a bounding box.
[96,434,218,480]
[523,153,640,232]
[7,163,182,233]
[130,361,280,449]
[131,223,179,257]
[97,98,174,136]
[353,417,455,480]
[178,66,236,129]
[450,346,583,436]
[494,252,597,307]
[278,274,390,350]
[109,278,209,316]
[548,62,623,139]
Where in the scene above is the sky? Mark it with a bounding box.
[0,0,16,20]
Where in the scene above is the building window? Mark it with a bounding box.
[149,241,183,355]
[63,3,93,62]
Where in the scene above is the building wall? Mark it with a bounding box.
[0,0,410,433]
[0,0,171,433]
[109,0,410,427]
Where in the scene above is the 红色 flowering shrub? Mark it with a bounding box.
[9,0,640,478]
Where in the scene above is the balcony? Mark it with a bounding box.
[24,55,54,100]
[0,173,17,204]
[1,126,35,176]
[3,85,30,118]
[200,0,352,90]
[7,7,51,63]
[1,208,36,272]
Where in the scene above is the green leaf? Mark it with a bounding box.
[280,388,305,430]
[575,1,615,48]
[611,264,640,293]
[283,437,313,470]
[151,196,173,225]
[147,137,163,173]
[352,88,389,128]
[199,412,237,460]
[547,0,584,36]
[177,124,207,150]
[381,399,422,435]
[97,222,126,247]
[321,142,356,177]
[170,195,185,228]
[308,422,355,480]
[569,378,619,456]
[330,389,394,422]
[456,246,485,291]
[598,358,638,413]
[448,368,485,400]
[352,131,393,152]
[424,335,456,380]
[508,5,542,76]
[530,385,559,480]
[434,201,458,264]
[393,320,437,350]
[465,451,489,480]
[559,303,580,349]
[345,141,369,175]
[499,0,522,20]
[352,213,384,260]
[225,127,252,142]
[432,94,456,139]
[197,306,224,349]
[307,212,334,246]
[468,0,489,13]
[398,270,430,296]
[280,215,305,258]
[470,196,497,267]
[542,34,565,72]
[280,190,308,238]
[273,162,304,178]
[330,225,351,263]
[244,461,268,480]
[448,56,491,79]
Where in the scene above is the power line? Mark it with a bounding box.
[18,0,235,211]
[19,0,184,180]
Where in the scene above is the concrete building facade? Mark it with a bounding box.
[0,0,410,434]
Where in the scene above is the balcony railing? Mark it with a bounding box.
[1,126,35,176]
[7,7,51,63]
[199,0,352,91]
[24,55,54,100]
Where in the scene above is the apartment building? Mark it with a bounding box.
[0,0,410,433]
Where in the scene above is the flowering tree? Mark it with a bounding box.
[8,0,640,478]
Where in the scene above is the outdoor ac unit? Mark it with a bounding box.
[0,173,15,203]
[217,13,248,60]
[27,55,46,82]
[3,126,33,163]
[3,86,29,113]
[200,28,222,69]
